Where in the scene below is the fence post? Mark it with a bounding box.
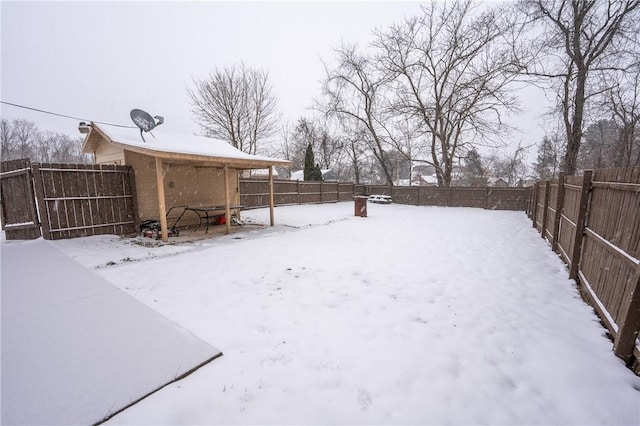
[541,180,550,238]
[569,170,592,281]
[551,172,565,252]
[127,166,140,234]
[297,180,300,205]
[484,186,489,210]
[614,265,640,363]
[531,182,539,228]
[31,163,51,240]
[320,181,324,204]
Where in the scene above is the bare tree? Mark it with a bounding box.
[12,118,38,159]
[534,134,564,179]
[518,0,640,174]
[320,44,397,185]
[1,118,15,160]
[600,63,640,167]
[188,62,279,155]
[489,143,531,186]
[0,118,90,163]
[374,0,521,187]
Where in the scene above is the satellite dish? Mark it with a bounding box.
[130,109,164,142]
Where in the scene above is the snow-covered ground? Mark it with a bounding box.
[26,203,640,424]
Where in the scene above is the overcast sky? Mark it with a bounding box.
[1,1,550,155]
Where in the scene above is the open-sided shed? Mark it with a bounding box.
[82,123,290,241]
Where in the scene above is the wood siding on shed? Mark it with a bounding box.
[125,151,239,225]
[94,141,125,165]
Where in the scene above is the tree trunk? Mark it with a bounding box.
[564,67,587,175]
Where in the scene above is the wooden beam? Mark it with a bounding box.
[269,166,275,226]
[570,170,592,281]
[31,163,50,240]
[541,180,550,239]
[155,157,169,243]
[614,265,640,363]
[552,173,565,252]
[224,163,231,234]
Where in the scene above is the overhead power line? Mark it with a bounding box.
[0,100,136,128]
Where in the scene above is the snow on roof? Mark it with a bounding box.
[290,169,334,181]
[85,123,289,166]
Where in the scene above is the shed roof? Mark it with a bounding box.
[82,123,290,169]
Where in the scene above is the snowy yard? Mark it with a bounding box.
[31,203,640,423]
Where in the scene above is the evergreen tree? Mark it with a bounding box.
[303,143,322,181]
[314,163,323,181]
[462,148,487,186]
[534,136,560,180]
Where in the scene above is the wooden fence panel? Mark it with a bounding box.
[545,179,559,242]
[242,180,529,211]
[0,159,41,240]
[338,183,355,201]
[530,167,640,368]
[581,168,640,362]
[322,182,339,203]
[392,186,419,205]
[299,182,322,204]
[240,180,356,208]
[450,188,485,208]
[486,188,531,210]
[534,183,547,233]
[419,188,452,207]
[33,163,137,240]
[557,175,584,266]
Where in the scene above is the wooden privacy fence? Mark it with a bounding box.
[0,159,138,240]
[529,167,640,369]
[355,185,530,210]
[240,179,531,211]
[240,179,355,207]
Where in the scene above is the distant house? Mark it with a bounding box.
[82,123,289,241]
[411,173,438,186]
[488,177,509,187]
[247,167,280,178]
[290,169,338,182]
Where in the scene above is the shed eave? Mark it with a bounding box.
[122,147,290,169]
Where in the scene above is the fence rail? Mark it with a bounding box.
[529,167,640,371]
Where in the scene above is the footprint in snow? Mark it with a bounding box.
[357,388,372,411]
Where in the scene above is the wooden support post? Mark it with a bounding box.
[31,163,50,240]
[127,166,140,236]
[269,165,275,226]
[614,266,640,363]
[154,157,169,243]
[569,170,592,281]
[541,180,550,238]
[551,173,565,252]
[484,186,489,210]
[224,163,231,234]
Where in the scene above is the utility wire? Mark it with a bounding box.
[0,100,137,128]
